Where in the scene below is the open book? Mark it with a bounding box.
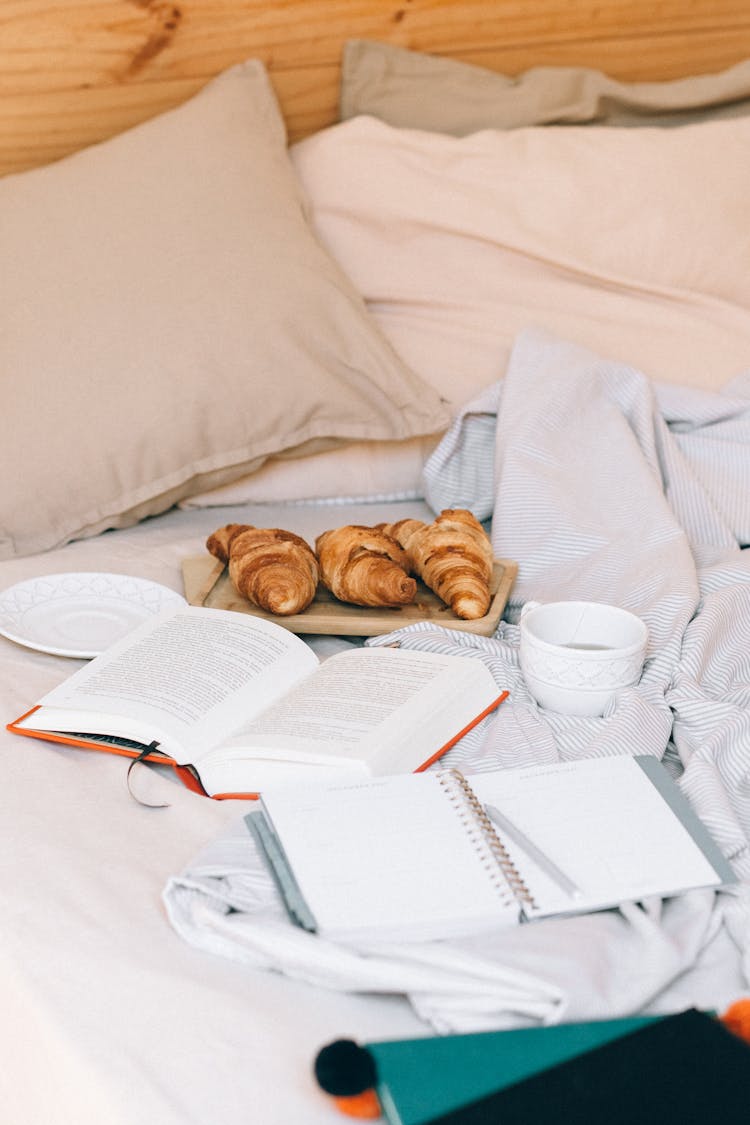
[8,606,506,798]
[249,757,736,943]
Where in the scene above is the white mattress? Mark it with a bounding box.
[0,501,436,1125]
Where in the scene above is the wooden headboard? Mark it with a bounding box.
[3,0,750,177]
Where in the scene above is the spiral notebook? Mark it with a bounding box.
[247,756,735,944]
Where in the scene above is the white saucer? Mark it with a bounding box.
[0,573,186,658]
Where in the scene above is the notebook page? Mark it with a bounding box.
[258,773,520,943]
[468,757,726,917]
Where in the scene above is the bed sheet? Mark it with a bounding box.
[0,500,436,1125]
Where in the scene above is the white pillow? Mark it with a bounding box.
[288,114,750,404]
[179,434,440,508]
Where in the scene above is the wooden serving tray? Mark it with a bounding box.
[181,556,517,637]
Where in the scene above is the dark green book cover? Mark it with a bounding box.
[423,1009,750,1124]
[367,1014,657,1125]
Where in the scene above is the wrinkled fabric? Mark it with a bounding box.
[165,331,750,1030]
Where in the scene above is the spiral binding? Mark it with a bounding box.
[437,769,538,912]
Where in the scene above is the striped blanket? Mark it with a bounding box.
[383,328,750,1009]
[166,329,750,1031]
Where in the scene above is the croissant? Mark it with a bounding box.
[206,524,319,616]
[315,525,417,607]
[379,508,493,620]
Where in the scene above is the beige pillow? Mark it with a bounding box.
[341,40,750,132]
[289,114,750,408]
[0,60,449,559]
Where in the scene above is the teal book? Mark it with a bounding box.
[366,1015,658,1125]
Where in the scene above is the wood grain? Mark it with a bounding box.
[2,0,750,175]
[181,555,518,638]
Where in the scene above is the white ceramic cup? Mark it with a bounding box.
[519,600,648,717]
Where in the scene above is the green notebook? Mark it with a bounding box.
[367,1016,659,1125]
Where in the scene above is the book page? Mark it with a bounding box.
[30,607,319,761]
[216,647,498,772]
[258,772,520,943]
[468,757,726,916]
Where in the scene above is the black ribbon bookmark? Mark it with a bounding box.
[126,740,170,808]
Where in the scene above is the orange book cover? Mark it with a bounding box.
[8,705,208,796]
[7,691,508,801]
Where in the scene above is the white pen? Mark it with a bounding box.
[484,803,582,901]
